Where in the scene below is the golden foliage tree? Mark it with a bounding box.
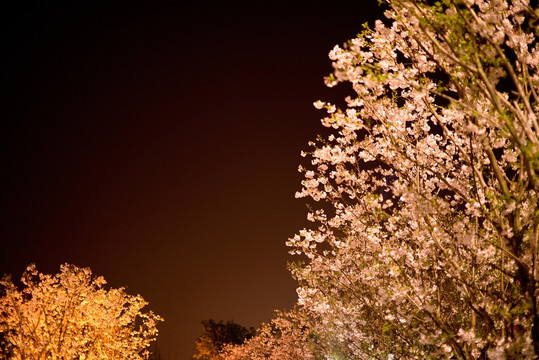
[0,264,162,360]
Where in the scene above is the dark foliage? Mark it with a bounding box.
[192,319,255,360]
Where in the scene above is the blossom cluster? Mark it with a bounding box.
[0,264,163,360]
[219,308,318,360]
[287,0,539,358]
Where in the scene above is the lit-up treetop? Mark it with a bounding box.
[287,0,539,358]
[0,264,162,360]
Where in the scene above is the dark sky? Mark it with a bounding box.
[2,1,381,359]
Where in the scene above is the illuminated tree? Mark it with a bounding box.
[193,319,254,360]
[219,308,320,360]
[287,0,539,358]
[0,263,162,360]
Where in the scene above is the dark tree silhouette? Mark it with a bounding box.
[192,319,255,360]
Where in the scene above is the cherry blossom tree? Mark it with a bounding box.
[0,263,163,360]
[287,0,539,358]
[219,308,321,360]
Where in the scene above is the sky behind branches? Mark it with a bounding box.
[2,1,381,358]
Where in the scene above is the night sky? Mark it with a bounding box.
[2,1,381,359]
